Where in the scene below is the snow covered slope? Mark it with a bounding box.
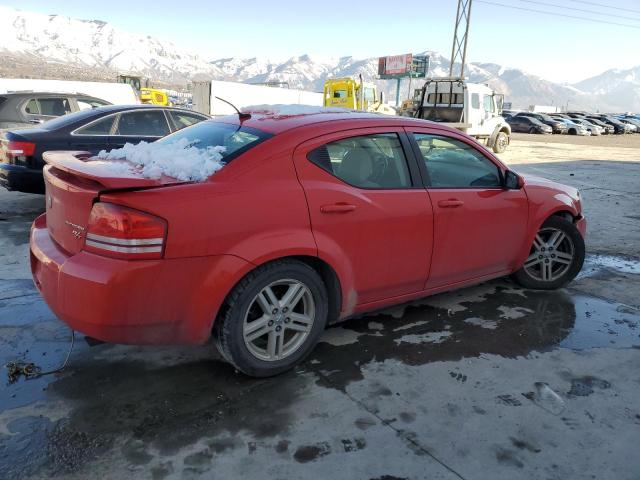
[1,5,638,111]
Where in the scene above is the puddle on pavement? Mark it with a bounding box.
[305,280,640,390]
[578,253,640,278]
[1,277,639,478]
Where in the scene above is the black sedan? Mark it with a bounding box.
[506,115,553,134]
[0,105,209,193]
[515,112,567,134]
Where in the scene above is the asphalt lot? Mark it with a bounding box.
[1,137,639,479]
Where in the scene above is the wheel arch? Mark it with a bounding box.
[212,254,344,336]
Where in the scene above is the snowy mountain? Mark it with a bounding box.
[1,5,638,112]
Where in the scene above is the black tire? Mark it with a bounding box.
[528,127,537,134]
[512,216,585,290]
[568,129,577,135]
[493,131,509,153]
[213,259,328,377]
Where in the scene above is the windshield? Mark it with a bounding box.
[156,121,272,163]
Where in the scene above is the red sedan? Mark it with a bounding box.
[30,109,586,377]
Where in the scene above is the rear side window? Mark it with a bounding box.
[167,111,206,131]
[413,134,501,188]
[25,99,40,114]
[75,116,115,135]
[156,121,272,163]
[308,133,411,189]
[38,98,72,116]
[115,110,170,136]
[0,96,6,108]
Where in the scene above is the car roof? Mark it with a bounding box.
[211,108,459,135]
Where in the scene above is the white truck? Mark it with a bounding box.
[413,78,511,153]
[0,78,139,105]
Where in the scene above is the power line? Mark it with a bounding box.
[569,0,640,15]
[518,0,640,21]
[475,0,640,29]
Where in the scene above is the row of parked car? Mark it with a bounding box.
[502,110,640,136]
[0,100,210,193]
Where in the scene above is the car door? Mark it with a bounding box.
[408,129,528,289]
[293,128,434,305]
[68,113,117,155]
[109,109,172,148]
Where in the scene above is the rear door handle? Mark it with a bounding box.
[438,199,464,208]
[320,203,357,213]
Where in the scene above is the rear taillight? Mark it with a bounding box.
[84,202,167,260]
[1,140,36,164]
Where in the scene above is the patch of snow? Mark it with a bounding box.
[97,138,226,182]
[498,306,535,320]
[394,331,452,345]
[393,320,430,332]
[319,327,363,346]
[242,104,352,118]
[368,321,384,331]
[464,317,499,330]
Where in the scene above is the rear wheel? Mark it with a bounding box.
[213,260,328,377]
[512,216,585,290]
[493,131,509,153]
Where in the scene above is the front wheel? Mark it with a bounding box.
[493,131,509,153]
[213,260,328,377]
[512,216,585,290]
[528,127,537,134]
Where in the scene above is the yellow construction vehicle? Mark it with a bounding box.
[140,87,171,106]
[116,74,170,106]
[323,76,395,115]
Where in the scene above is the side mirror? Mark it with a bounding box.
[504,170,522,189]
[379,91,385,104]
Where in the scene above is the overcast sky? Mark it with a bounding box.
[6,0,640,83]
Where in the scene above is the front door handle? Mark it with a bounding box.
[438,199,464,208]
[320,203,357,214]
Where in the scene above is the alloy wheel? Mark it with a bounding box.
[242,279,315,361]
[523,227,575,282]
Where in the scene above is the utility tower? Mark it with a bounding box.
[449,0,473,79]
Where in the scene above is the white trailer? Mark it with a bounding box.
[0,78,139,105]
[192,80,323,116]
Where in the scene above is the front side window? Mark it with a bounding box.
[38,98,72,116]
[308,133,411,189]
[333,89,348,99]
[364,88,376,103]
[413,134,501,188]
[483,95,495,113]
[115,110,170,136]
[471,93,480,109]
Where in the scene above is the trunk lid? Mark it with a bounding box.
[43,150,185,254]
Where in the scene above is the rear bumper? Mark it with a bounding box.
[0,164,44,194]
[30,213,253,345]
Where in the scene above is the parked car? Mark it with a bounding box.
[553,118,590,136]
[588,115,629,134]
[618,117,640,133]
[0,92,111,129]
[1,105,209,193]
[578,117,614,135]
[568,118,603,136]
[30,109,586,377]
[506,115,553,134]
[515,112,567,134]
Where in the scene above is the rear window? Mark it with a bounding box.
[41,107,113,130]
[156,121,272,162]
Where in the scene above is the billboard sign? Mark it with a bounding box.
[378,54,413,76]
